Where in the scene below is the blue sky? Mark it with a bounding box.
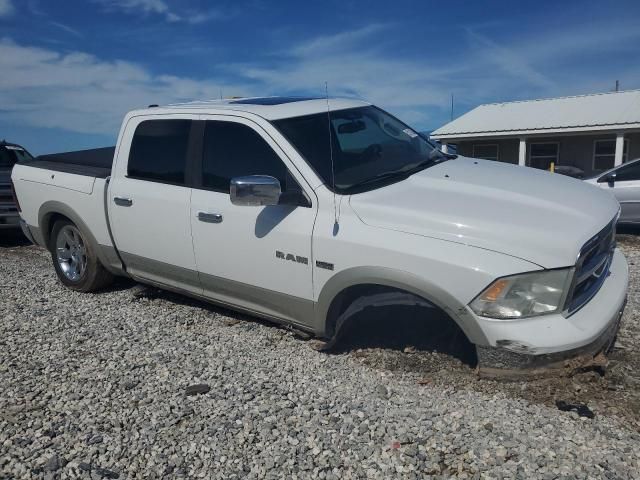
[1,0,640,155]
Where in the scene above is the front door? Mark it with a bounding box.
[109,116,201,294]
[190,117,317,327]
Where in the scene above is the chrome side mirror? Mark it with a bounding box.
[230,175,281,206]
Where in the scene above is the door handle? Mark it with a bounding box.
[114,197,133,207]
[198,212,223,223]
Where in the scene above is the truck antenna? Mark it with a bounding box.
[325,82,339,230]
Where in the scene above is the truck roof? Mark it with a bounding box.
[128,96,371,121]
[1,140,26,149]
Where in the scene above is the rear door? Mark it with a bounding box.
[190,116,317,326]
[602,161,640,223]
[109,115,202,294]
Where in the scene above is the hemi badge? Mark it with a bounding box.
[316,261,334,271]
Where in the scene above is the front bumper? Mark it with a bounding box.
[473,248,628,378]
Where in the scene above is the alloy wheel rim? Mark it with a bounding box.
[55,225,87,282]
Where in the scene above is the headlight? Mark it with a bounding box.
[469,269,573,319]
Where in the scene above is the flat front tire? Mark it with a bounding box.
[50,219,113,292]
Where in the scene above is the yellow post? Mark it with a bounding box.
[550,162,555,173]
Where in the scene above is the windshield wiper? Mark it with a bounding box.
[342,170,413,193]
[401,152,454,175]
[342,148,457,194]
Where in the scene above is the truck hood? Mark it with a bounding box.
[349,157,619,268]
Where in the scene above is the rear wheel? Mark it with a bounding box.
[50,220,113,292]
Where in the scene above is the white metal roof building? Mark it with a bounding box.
[430,90,640,176]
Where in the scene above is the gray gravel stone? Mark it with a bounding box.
[185,383,211,396]
[1,238,640,478]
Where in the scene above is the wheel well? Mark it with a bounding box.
[41,212,72,249]
[326,284,444,337]
[326,284,379,338]
[325,284,477,364]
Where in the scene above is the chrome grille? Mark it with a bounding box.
[566,218,616,314]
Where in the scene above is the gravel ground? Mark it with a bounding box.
[1,230,640,479]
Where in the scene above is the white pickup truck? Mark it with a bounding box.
[12,97,628,377]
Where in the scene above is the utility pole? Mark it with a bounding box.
[450,94,454,121]
[615,80,620,92]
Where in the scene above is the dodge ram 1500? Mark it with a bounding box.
[11,97,628,377]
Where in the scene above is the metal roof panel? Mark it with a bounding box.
[431,89,640,138]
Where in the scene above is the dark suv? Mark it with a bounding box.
[1,141,33,229]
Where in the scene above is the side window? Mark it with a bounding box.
[614,162,640,182]
[128,120,191,185]
[13,149,33,163]
[202,121,288,193]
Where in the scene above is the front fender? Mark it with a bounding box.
[314,266,489,345]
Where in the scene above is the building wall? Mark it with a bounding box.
[455,139,519,164]
[629,132,640,160]
[454,131,640,176]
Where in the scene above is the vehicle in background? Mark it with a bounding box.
[554,165,585,179]
[1,141,33,229]
[585,158,640,224]
[11,97,628,378]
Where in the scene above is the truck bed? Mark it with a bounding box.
[12,148,116,254]
[23,147,115,179]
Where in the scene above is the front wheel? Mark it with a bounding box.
[50,220,113,292]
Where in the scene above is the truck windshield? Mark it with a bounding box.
[0,146,33,168]
[273,106,452,194]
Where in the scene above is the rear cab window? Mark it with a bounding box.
[127,120,192,185]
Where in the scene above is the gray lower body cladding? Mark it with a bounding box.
[120,251,316,332]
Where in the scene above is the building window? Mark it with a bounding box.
[593,139,629,171]
[529,143,559,170]
[472,144,499,161]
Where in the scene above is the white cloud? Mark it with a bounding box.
[97,0,174,22]
[232,21,640,125]
[95,0,229,24]
[0,38,249,135]
[2,19,640,139]
[0,0,14,17]
[106,0,169,15]
[49,21,83,37]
